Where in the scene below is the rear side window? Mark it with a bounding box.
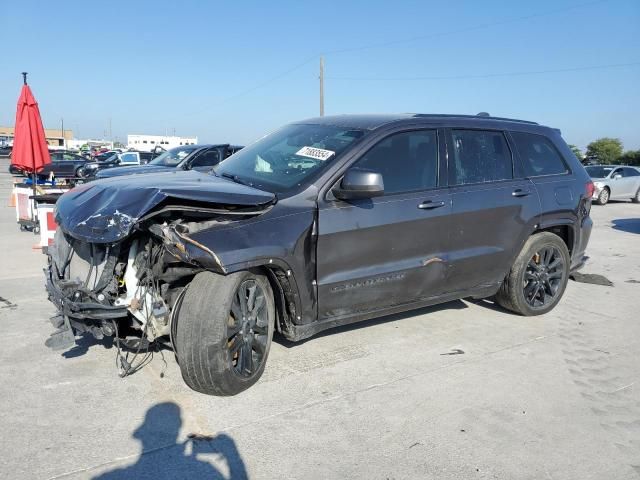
[450,130,512,185]
[511,132,568,177]
[354,130,438,194]
[623,167,640,177]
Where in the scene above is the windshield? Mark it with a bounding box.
[585,166,615,178]
[213,124,365,193]
[149,146,198,166]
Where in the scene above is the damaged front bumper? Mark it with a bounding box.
[45,266,129,320]
[44,265,128,350]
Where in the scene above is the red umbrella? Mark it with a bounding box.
[12,73,51,174]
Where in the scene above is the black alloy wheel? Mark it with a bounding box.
[523,247,565,308]
[228,279,269,378]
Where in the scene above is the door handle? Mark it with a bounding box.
[418,200,445,210]
[512,189,531,197]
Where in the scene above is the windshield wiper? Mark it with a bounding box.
[219,171,251,187]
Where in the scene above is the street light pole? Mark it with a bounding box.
[61,118,64,148]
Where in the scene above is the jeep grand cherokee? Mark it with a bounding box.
[45,113,593,396]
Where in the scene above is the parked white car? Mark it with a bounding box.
[586,165,640,205]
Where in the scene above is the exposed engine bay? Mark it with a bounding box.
[45,202,270,375]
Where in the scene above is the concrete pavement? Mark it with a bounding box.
[0,159,638,479]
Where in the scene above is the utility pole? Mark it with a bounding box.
[319,56,325,117]
[108,117,112,139]
[61,118,64,148]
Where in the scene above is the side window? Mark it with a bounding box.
[63,153,77,161]
[625,168,640,177]
[510,132,568,177]
[450,130,512,185]
[353,130,438,195]
[612,168,623,178]
[191,150,220,167]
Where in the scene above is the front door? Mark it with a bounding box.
[445,128,541,292]
[316,128,451,320]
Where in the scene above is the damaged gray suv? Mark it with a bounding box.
[46,114,593,396]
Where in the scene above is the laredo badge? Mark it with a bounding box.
[295,146,335,161]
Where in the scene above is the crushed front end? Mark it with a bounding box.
[43,171,276,367]
[45,229,180,351]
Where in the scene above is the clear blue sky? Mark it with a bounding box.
[1,0,638,151]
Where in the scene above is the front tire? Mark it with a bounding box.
[595,187,609,205]
[174,270,275,396]
[632,187,640,203]
[496,232,570,316]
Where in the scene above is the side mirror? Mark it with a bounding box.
[332,168,384,200]
[613,174,622,179]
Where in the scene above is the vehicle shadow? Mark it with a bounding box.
[275,299,469,348]
[62,332,113,359]
[612,218,640,234]
[92,402,248,479]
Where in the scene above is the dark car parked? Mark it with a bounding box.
[46,113,593,396]
[94,144,243,179]
[10,150,89,178]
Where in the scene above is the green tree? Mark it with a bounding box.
[568,144,583,161]
[619,149,640,166]
[585,137,623,164]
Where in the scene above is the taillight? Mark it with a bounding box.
[585,181,595,198]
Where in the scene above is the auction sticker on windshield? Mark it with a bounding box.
[295,146,335,161]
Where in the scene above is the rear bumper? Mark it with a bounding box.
[570,215,593,272]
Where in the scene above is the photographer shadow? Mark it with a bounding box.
[94,402,248,479]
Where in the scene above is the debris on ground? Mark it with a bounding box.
[570,272,614,286]
[440,348,465,356]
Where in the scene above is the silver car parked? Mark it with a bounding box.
[585,165,640,205]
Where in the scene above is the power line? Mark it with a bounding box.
[185,55,317,116]
[325,61,640,81]
[186,0,612,114]
[323,0,611,56]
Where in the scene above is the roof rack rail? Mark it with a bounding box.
[412,113,539,125]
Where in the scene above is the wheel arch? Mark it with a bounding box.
[224,259,304,340]
[532,222,574,254]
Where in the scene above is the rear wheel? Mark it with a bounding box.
[496,232,570,316]
[595,187,609,205]
[632,187,640,203]
[174,270,275,396]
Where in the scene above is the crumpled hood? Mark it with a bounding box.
[96,164,174,179]
[56,170,275,243]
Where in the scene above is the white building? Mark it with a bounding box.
[66,139,114,150]
[127,134,198,152]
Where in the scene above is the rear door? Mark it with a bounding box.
[316,128,451,320]
[608,168,626,198]
[45,152,66,176]
[445,128,541,292]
